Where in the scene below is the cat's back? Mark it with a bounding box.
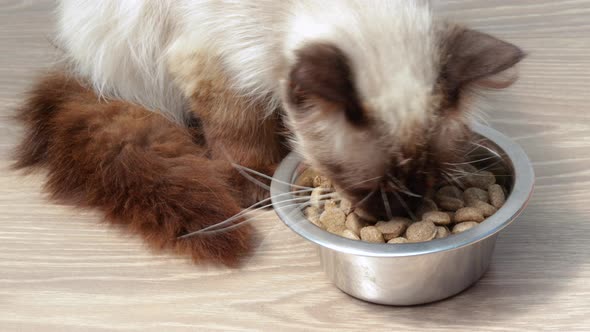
[56,0,435,123]
[56,0,289,121]
[57,0,188,122]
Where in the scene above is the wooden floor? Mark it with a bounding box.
[1,1,590,331]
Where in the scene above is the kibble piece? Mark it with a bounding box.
[319,209,347,234]
[454,207,485,223]
[355,207,378,222]
[360,226,385,243]
[437,186,463,199]
[488,184,506,209]
[406,221,437,242]
[388,237,409,244]
[468,200,498,217]
[416,198,438,219]
[443,211,456,223]
[422,211,452,226]
[313,175,332,189]
[452,222,479,234]
[298,168,319,188]
[466,171,496,190]
[304,207,322,228]
[324,199,339,211]
[345,213,366,236]
[310,187,328,209]
[453,165,477,187]
[304,206,320,219]
[339,198,353,215]
[341,229,360,241]
[435,226,450,239]
[376,218,410,241]
[437,196,465,211]
[463,187,489,204]
[303,166,504,244]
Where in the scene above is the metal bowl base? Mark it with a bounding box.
[318,234,498,306]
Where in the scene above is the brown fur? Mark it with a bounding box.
[169,51,289,207]
[438,25,526,108]
[288,43,366,126]
[13,71,255,267]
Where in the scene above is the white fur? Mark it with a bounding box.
[58,0,437,128]
[57,0,187,123]
[285,0,437,137]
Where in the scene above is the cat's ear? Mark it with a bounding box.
[286,43,366,125]
[442,27,525,92]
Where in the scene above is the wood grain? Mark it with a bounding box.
[1,1,590,331]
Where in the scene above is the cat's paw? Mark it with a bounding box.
[237,179,271,208]
[126,158,260,268]
[230,163,278,208]
[176,222,255,268]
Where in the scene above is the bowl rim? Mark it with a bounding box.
[270,123,535,257]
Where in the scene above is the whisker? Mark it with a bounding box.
[466,152,501,159]
[447,168,512,178]
[178,192,338,239]
[354,188,377,208]
[342,175,383,191]
[193,201,316,236]
[245,187,315,210]
[232,163,313,190]
[446,159,505,181]
[326,175,383,208]
[441,171,466,190]
[462,139,494,157]
[391,190,416,222]
[197,193,355,236]
[387,174,402,187]
[380,184,393,220]
[217,147,272,191]
[444,155,500,166]
[469,141,503,159]
[387,180,422,198]
[387,174,422,198]
[445,168,478,177]
[478,159,506,172]
[184,170,378,239]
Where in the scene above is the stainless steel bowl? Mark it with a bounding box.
[270,123,535,306]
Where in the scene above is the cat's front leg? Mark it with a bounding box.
[168,46,288,207]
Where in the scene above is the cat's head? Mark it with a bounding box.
[281,5,524,220]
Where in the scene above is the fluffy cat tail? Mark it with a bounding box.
[13,70,254,267]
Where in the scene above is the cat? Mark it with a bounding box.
[14,0,524,266]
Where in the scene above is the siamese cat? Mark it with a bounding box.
[14,0,523,265]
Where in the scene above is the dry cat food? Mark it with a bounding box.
[302,171,508,244]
